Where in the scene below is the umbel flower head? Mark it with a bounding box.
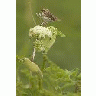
[29,25,52,38]
[29,25,65,54]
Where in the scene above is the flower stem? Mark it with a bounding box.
[42,54,47,71]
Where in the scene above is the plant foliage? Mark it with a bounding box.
[16,26,81,96]
[16,56,81,96]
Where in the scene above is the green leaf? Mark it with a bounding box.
[24,58,43,78]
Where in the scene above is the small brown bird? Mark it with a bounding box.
[36,8,60,25]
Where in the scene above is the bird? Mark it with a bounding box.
[36,8,60,26]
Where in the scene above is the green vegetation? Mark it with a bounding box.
[16,26,81,96]
[16,56,81,96]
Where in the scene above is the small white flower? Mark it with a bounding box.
[29,25,65,53]
[29,25,52,38]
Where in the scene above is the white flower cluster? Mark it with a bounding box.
[29,25,52,38]
[29,25,65,53]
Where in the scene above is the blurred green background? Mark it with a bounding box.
[16,0,81,70]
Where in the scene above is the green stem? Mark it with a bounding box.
[38,78,42,90]
[42,54,47,71]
